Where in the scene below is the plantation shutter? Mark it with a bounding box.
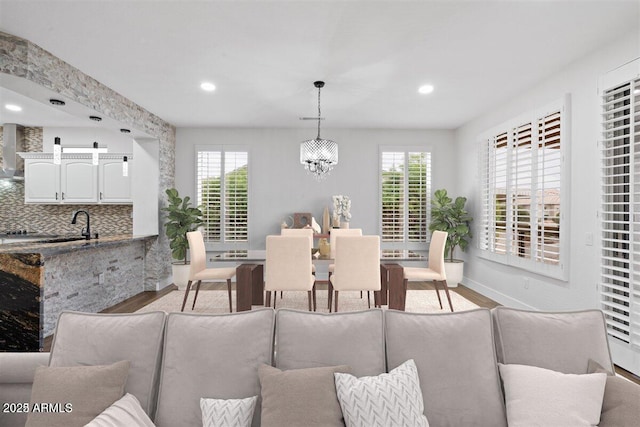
[381,152,405,241]
[197,150,222,241]
[600,78,640,349]
[479,132,509,254]
[510,123,533,259]
[224,152,248,241]
[407,152,431,242]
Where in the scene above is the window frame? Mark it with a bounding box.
[194,144,249,250]
[378,145,432,250]
[477,96,571,281]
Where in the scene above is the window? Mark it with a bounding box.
[380,149,431,244]
[478,97,567,279]
[196,147,248,243]
[600,77,640,350]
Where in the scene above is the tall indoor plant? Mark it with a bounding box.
[162,188,203,289]
[429,189,473,287]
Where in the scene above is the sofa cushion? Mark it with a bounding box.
[491,307,614,374]
[498,363,606,427]
[385,309,507,427]
[26,360,130,427]
[200,396,257,427]
[258,364,350,427]
[154,308,275,427]
[49,311,166,417]
[587,360,640,426]
[275,309,385,377]
[85,393,156,427]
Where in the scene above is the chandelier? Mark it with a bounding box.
[300,81,338,179]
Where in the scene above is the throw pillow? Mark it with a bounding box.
[587,360,640,426]
[334,359,429,427]
[26,360,130,427]
[498,363,607,427]
[200,396,257,427]
[84,393,155,427]
[258,364,351,427]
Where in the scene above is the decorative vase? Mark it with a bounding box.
[341,222,350,229]
[332,216,340,228]
[172,263,191,290]
[322,206,330,234]
[318,238,330,257]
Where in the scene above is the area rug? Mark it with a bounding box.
[135,289,479,314]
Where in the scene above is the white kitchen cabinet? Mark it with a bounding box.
[99,158,132,203]
[24,159,61,203]
[60,158,98,203]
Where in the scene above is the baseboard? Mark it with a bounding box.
[461,277,536,310]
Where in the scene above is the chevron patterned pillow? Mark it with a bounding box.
[334,359,429,427]
[200,396,257,427]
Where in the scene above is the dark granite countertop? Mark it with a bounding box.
[0,234,157,255]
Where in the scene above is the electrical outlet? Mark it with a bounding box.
[99,273,105,285]
[523,277,530,290]
[585,232,593,246]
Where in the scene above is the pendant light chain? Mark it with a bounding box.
[317,85,322,139]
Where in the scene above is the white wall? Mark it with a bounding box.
[175,127,455,249]
[455,30,639,311]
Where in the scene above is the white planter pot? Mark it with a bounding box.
[444,260,464,288]
[172,263,191,290]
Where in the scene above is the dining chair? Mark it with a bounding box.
[265,235,316,311]
[281,228,316,297]
[181,230,237,312]
[403,230,454,311]
[327,228,362,308]
[329,235,381,312]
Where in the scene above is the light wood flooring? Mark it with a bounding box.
[42,281,639,385]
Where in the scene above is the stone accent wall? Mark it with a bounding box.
[1,31,175,290]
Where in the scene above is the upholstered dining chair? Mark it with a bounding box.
[265,235,316,311]
[329,235,381,312]
[181,230,237,313]
[281,228,316,298]
[403,230,454,312]
[327,228,362,308]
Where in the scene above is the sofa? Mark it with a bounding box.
[0,306,638,427]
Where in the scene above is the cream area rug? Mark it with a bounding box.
[136,289,479,314]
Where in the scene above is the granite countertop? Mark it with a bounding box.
[0,234,157,255]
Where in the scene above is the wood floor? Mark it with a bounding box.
[42,281,639,385]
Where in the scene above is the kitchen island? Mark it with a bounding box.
[0,234,156,351]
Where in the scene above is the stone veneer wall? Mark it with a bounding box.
[1,32,175,290]
[0,126,133,234]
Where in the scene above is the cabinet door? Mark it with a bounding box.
[99,159,132,203]
[61,159,98,203]
[24,159,60,203]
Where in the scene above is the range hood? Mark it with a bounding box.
[0,124,25,180]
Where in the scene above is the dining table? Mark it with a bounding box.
[211,249,427,312]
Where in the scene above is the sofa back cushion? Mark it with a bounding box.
[275,309,385,377]
[385,309,507,427]
[491,307,615,374]
[154,308,275,427]
[49,311,166,417]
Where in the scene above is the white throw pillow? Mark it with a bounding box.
[334,359,429,427]
[200,396,257,427]
[498,363,607,427]
[84,393,155,427]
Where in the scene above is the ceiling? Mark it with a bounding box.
[0,0,638,130]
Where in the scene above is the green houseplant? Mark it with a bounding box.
[429,189,473,287]
[162,188,203,288]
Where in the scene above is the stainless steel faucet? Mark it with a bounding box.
[71,210,91,240]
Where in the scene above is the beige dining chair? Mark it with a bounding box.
[329,235,381,312]
[281,227,316,278]
[403,230,454,312]
[327,228,362,308]
[265,235,316,311]
[181,230,237,312]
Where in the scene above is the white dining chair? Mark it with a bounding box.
[265,235,316,311]
[327,228,362,308]
[403,230,454,311]
[329,235,381,312]
[181,231,237,312]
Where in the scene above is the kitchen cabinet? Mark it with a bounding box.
[21,153,132,204]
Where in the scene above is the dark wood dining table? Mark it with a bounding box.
[211,250,427,312]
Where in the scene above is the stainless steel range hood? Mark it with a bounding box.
[0,124,25,180]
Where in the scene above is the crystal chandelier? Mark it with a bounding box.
[300,81,338,179]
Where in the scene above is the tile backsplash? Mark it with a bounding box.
[0,127,133,235]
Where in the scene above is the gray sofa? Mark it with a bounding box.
[0,306,637,426]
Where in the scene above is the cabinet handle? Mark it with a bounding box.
[100,192,103,200]
[55,192,58,200]
[62,192,65,200]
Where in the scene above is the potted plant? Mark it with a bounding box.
[162,188,203,289]
[429,189,473,287]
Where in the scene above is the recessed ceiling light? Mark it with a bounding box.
[49,98,66,106]
[200,82,216,92]
[89,115,102,122]
[5,104,22,112]
[418,84,435,95]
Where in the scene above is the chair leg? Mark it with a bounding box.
[360,291,363,299]
[367,291,371,309]
[265,291,271,307]
[226,278,233,313]
[334,291,339,313]
[307,291,312,311]
[433,280,443,309]
[181,280,193,312]
[280,291,283,299]
[328,272,333,309]
[441,280,454,312]
[273,291,277,309]
[192,280,202,310]
[312,283,317,312]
